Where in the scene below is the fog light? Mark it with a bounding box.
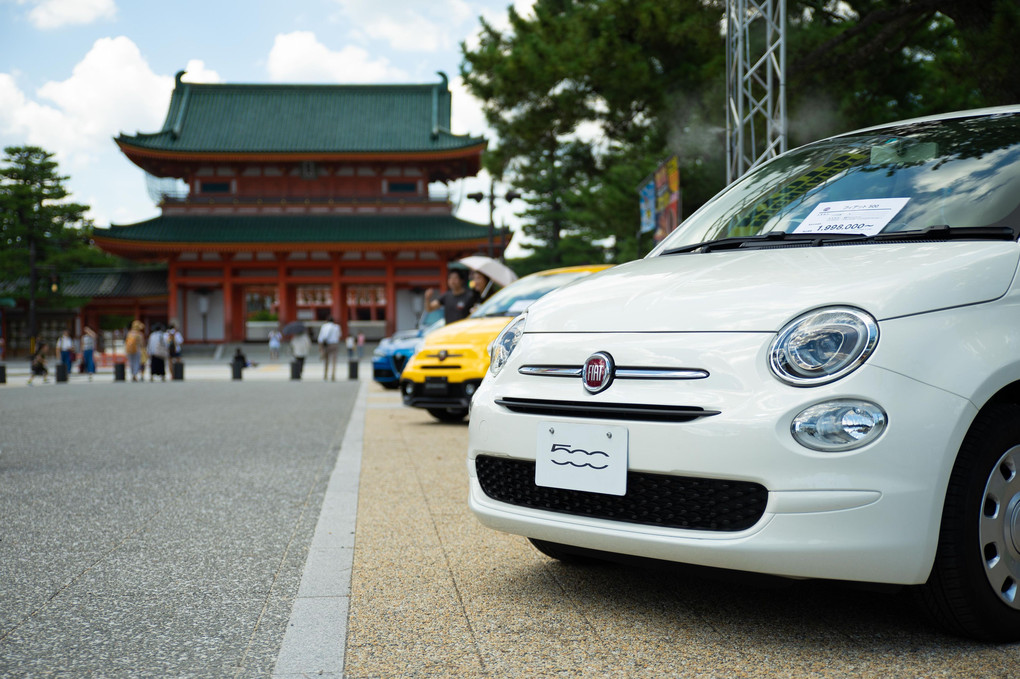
[791,400,887,452]
[465,383,477,397]
[403,382,414,396]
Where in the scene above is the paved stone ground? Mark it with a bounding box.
[346,388,1020,678]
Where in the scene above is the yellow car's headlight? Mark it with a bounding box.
[489,314,527,377]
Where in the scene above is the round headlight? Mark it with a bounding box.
[792,399,887,452]
[489,314,527,376]
[769,307,878,386]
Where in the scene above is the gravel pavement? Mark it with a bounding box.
[0,359,359,678]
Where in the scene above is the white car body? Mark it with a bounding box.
[467,107,1020,639]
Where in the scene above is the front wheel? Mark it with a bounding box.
[919,403,1020,641]
[427,407,468,423]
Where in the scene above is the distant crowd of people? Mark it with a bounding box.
[27,321,183,385]
[123,321,183,382]
[20,266,496,386]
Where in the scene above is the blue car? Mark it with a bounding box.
[372,310,444,389]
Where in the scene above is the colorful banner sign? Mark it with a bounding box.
[638,156,681,243]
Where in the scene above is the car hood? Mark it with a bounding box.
[379,334,423,354]
[420,316,515,349]
[525,242,1020,333]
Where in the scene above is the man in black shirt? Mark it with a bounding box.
[425,268,477,323]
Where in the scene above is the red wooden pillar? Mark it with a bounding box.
[276,254,290,323]
[222,253,236,342]
[331,253,344,332]
[384,255,396,336]
[167,256,179,325]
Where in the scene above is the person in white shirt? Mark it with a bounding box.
[291,329,310,371]
[317,316,342,381]
[147,325,169,381]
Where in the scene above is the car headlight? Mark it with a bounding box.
[792,399,887,452]
[769,306,878,386]
[489,314,527,377]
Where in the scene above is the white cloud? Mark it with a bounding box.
[180,59,221,84]
[332,0,473,52]
[448,74,487,138]
[0,36,174,224]
[35,37,172,152]
[266,31,407,83]
[25,0,116,29]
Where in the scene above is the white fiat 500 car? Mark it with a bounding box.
[468,107,1020,640]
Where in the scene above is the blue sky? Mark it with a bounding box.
[0,0,535,252]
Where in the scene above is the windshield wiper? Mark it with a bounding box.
[662,231,860,255]
[662,225,1016,255]
[869,224,1016,243]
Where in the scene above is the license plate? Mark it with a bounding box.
[424,377,448,395]
[535,421,628,496]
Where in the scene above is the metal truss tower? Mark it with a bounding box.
[726,0,788,183]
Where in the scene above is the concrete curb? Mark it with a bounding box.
[272,379,367,679]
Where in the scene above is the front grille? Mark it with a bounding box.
[495,397,719,423]
[475,455,767,531]
[392,354,408,373]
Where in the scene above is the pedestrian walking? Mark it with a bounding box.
[167,322,183,377]
[268,327,282,360]
[125,320,145,382]
[147,324,169,381]
[318,316,342,381]
[424,269,475,324]
[81,325,97,381]
[291,329,310,373]
[56,329,74,374]
[26,342,49,385]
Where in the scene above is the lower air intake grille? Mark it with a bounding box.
[475,455,767,532]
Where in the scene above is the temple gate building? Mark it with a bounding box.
[92,71,492,342]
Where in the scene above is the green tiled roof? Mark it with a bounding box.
[61,269,167,297]
[116,72,485,155]
[96,214,491,244]
[0,269,167,298]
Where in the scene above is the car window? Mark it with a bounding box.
[470,270,594,318]
[653,113,1020,252]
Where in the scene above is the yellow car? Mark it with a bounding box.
[401,264,613,422]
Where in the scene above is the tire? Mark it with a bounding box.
[381,381,399,390]
[427,407,468,423]
[918,403,1020,641]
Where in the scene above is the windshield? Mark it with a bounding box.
[470,270,595,318]
[653,112,1020,253]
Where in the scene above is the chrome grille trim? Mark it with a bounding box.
[494,397,719,422]
[519,365,709,380]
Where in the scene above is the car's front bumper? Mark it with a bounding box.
[401,376,482,410]
[467,330,976,585]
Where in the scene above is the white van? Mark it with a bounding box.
[468,107,1020,640]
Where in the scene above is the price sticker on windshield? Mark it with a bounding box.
[794,197,910,237]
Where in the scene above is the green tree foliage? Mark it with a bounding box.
[461,0,1019,264]
[0,146,117,329]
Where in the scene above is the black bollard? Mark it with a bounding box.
[172,362,184,381]
[348,359,358,380]
[56,363,68,383]
[0,364,5,384]
[232,361,243,380]
[290,360,302,380]
[114,362,126,381]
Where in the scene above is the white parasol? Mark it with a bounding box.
[458,255,519,288]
